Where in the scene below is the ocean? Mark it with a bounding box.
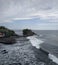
[0,30,58,65]
[15,30,58,64]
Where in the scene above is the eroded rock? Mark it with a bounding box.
[1,50,8,54]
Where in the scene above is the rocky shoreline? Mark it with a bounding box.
[0,35,20,44]
[0,28,58,65]
[0,36,57,65]
[0,37,39,65]
[0,28,35,44]
[32,47,58,65]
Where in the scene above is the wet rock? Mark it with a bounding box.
[25,62,29,65]
[1,50,8,54]
[9,63,22,65]
[23,29,35,36]
[38,62,46,65]
[0,37,16,44]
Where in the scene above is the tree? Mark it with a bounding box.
[23,29,35,36]
[0,26,16,37]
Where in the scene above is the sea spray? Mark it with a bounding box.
[27,35,44,49]
[27,35,58,64]
[48,54,58,64]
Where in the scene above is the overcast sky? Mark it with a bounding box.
[0,0,58,30]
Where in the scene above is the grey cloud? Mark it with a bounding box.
[0,0,58,22]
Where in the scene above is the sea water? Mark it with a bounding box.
[28,30,58,64]
[15,30,58,64]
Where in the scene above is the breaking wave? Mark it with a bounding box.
[49,54,58,64]
[27,35,58,64]
[27,35,44,49]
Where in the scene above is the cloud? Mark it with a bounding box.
[0,0,58,23]
[13,17,33,20]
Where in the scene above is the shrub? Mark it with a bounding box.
[0,26,16,37]
[23,29,35,36]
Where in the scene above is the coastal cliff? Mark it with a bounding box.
[0,26,18,44]
[23,29,35,36]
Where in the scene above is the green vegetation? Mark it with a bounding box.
[0,26,17,44]
[0,26,16,37]
[23,29,35,36]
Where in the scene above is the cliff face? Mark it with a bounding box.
[0,37,16,44]
[23,29,35,36]
[0,26,17,44]
[0,26,17,37]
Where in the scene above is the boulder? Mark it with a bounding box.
[0,37,16,44]
[1,50,8,54]
[23,29,35,36]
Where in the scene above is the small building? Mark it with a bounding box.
[0,32,5,38]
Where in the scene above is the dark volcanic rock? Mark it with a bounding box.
[23,29,35,36]
[9,63,22,65]
[39,48,49,55]
[25,62,29,65]
[0,26,19,44]
[0,26,17,37]
[1,50,8,54]
[0,37,16,44]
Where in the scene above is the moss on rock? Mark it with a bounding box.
[23,29,35,36]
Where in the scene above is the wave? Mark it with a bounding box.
[27,35,44,49]
[27,35,58,64]
[48,54,58,64]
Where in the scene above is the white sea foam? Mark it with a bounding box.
[27,35,44,49]
[49,54,58,64]
[27,35,58,64]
